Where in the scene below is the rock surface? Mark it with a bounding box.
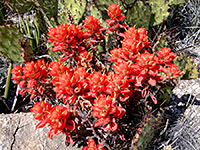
[162,78,200,150]
[173,78,200,100]
[0,112,81,150]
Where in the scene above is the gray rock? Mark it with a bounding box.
[0,112,81,150]
[173,78,200,100]
[161,78,200,150]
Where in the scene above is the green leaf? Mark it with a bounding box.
[149,0,170,26]
[37,0,58,19]
[61,0,87,24]
[0,25,24,62]
[126,1,151,30]
[47,42,61,61]
[169,0,188,5]
[7,0,36,14]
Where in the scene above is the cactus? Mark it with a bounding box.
[93,0,115,17]
[61,0,87,24]
[8,0,58,19]
[7,0,36,14]
[88,2,107,27]
[149,0,170,26]
[158,85,174,105]
[131,114,162,150]
[149,0,187,26]
[173,52,199,79]
[169,0,188,5]
[0,25,23,62]
[36,0,58,19]
[56,1,71,24]
[0,2,7,25]
[126,1,151,30]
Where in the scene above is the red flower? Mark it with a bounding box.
[30,101,51,128]
[11,65,23,84]
[108,3,125,21]
[136,52,162,86]
[122,27,150,55]
[82,138,106,150]
[157,47,176,64]
[108,48,129,62]
[88,72,107,97]
[84,15,105,36]
[167,64,183,79]
[92,95,126,131]
[106,3,127,33]
[48,23,86,59]
[47,104,75,143]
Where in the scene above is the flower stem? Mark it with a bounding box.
[4,61,13,100]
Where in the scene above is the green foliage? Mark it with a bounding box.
[56,1,71,24]
[173,53,199,79]
[158,85,174,104]
[126,1,151,30]
[169,0,188,5]
[37,0,58,19]
[47,43,61,61]
[149,0,187,26]
[131,114,162,150]
[18,15,40,53]
[8,0,58,19]
[61,0,87,24]
[7,0,36,14]
[88,2,106,27]
[0,2,7,25]
[0,25,23,62]
[149,0,170,26]
[94,0,115,17]
[7,0,59,32]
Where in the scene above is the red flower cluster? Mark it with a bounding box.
[30,101,76,143]
[11,59,48,99]
[92,95,126,131]
[83,15,105,46]
[11,3,183,148]
[50,64,89,104]
[48,23,85,54]
[121,27,151,54]
[106,3,127,32]
[82,138,106,150]
[108,26,182,93]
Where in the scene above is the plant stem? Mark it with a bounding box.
[4,61,13,100]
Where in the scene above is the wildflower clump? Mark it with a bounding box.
[11,3,182,149]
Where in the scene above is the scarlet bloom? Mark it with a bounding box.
[82,138,106,150]
[136,52,162,86]
[108,48,129,62]
[48,23,85,57]
[122,27,150,55]
[92,95,126,131]
[47,104,75,143]
[11,65,23,84]
[30,101,51,129]
[167,64,183,79]
[108,3,125,21]
[48,61,68,77]
[88,72,107,97]
[11,59,49,100]
[84,15,105,36]
[157,47,176,64]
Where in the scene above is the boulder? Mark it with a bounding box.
[0,112,81,150]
